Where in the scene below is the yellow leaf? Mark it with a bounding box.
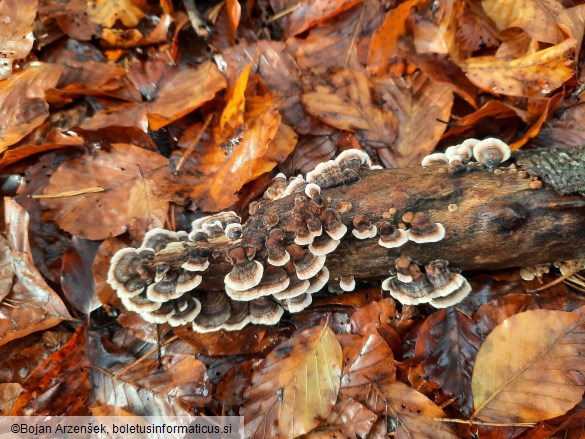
[243,325,342,439]
[482,0,565,44]
[462,38,576,97]
[88,0,144,27]
[472,309,585,423]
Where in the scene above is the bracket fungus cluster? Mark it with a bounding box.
[106,141,530,332]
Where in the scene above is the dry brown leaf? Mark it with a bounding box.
[87,0,145,27]
[366,381,460,438]
[94,349,209,415]
[557,5,585,82]
[306,396,376,438]
[482,0,565,44]
[243,325,342,439]
[0,64,64,154]
[41,144,171,241]
[462,38,576,97]
[0,199,71,347]
[146,63,227,130]
[472,309,585,423]
[186,93,293,211]
[0,0,37,80]
[301,69,397,150]
[496,28,539,60]
[0,235,14,304]
[270,0,362,38]
[226,0,242,32]
[372,72,453,167]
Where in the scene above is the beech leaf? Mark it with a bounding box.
[87,0,144,27]
[472,309,585,423]
[0,0,37,80]
[146,63,227,130]
[242,325,342,439]
[462,38,576,97]
[366,381,460,438]
[301,69,398,150]
[482,0,565,44]
[41,144,171,241]
[0,64,64,153]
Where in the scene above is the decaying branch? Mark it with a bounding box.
[107,142,585,332]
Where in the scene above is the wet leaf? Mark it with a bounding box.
[12,326,91,415]
[226,0,241,33]
[472,309,585,423]
[482,0,565,44]
[414,308,481,417]
[339,330,396,403]
[307,396,376,438]
[146,63,227,130]
[220,61,252,137]
[41,143,171,241]
[243,325,342,439]
[462,38,576,97]
[0,0,37,80]
[366,381,460,438]
[93,347,210,415]
[0,64,64,153]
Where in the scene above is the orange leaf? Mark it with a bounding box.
[147,62,227,130]
[220,61,252,136]
[0,64,64,154]
[187,93,286,211]
[12,326,91,415]
[462,38,576,97]
[87,0,144,27]
[41,144,171,241]
[226,0,242,32]
[482,0,565,44]
[270,0,362,38]
[367,0,422,76]
[472,309,585,423]
[0,0,37,80]
[373,72,453,167]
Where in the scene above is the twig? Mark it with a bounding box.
[268,3,301,22]
[174,113,213,174]
[112,334,179,380]
[32,187,105,198]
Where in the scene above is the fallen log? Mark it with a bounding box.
[107,143,585,331]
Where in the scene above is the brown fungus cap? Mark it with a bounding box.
[248,297,284,325]
[288,244,326,280]
[176,271,202,294]
[407,212,445,243]
[305,267,330,294]
[191,290,232,332]
[141,228,178,252]
[225,246,264,291]
[339,275,356,292]
[352,214,377,240]
[221,299,251,331]
[378,221,408,249]
[421,153,448,167]
[381,273,434,305]
[122,293,162,313]
[107,247,154,298]
[182,247,210,272]
[168,296,203,327]
[424,260,468,299]
[335,149,371,171]
[321,208,347,240]
[429,280,472,308]
[142,301,176,324]
[266,229,290,266]
[146,270,184,302]
[309,234,340,256]
[281,293,312,313]
[225,266,290,301]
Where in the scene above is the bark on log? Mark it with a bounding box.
[194,147,585,291]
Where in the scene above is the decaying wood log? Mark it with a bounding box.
[107,143,585,331]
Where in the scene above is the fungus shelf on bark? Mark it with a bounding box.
[107,143,585,332]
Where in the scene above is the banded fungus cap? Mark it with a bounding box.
[424,260,468,298]
[377,221,408,248]
[175,271,202,294]
[248,297,284,325]
[472,138,511,169]
[107,247,153,297]
[429,281,472,308]
[190,290,232,331]
[309,234,340,256]
[306,160,347,189]
[264,173,288,200]
[272,268,310,300]
[182,247,211,272]
[224,246,264,291]
[146,270,184,302]
[407,212,445,243]
[381,272,434,305]
[421,153,449,167]
[335,149,372,171]
[221,299,250,331]
[266,229,290,266]
[142,302,176,324]
[122,293,162,313]
[168,296,202,327]
[281,293,312,313]
[225,222,243,240]
[352,214,377,239]
[395,256,413,283]
[141,228,178,251]
[305,266,330,294]
[304,183,321,198]
[288,244,326,280]
[225,266,290,300]
[321,208,348,240]
[284,175,306,196]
